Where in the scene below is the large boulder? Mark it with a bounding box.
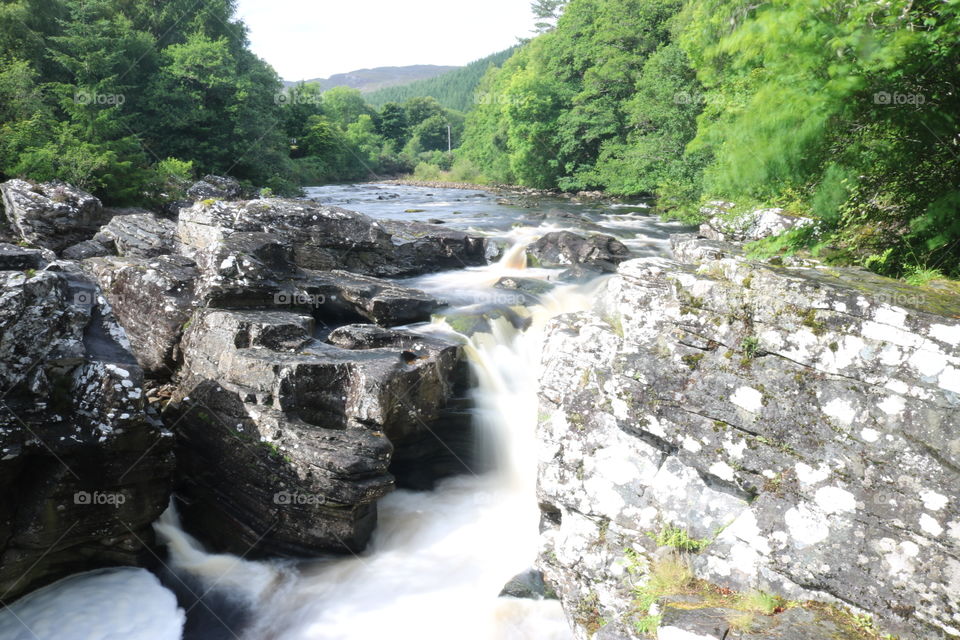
[535,236,960,639]
[178,198,487,278]
[164,311,473,556]
[527,231,630,272]
[84,255,199,377]
[0,268,175,600]
[698,202,814,242]
[185,175,243,202]
[0,180,107,253]
[94,212,179,258]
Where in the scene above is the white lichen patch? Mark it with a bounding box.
[929,323,960,347]
[920,513,944,537]
[795,462,830,485]
[920,490,949,512]
[722,438,747,459]
[815,486,857,514]
[784,504,830,547]
[708,461,735,482]
[877,396,906,416]
[822,398,856,426]
[730,386,763,413]
[939,366,960,394]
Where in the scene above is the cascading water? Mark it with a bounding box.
[237,239,597,640]
[0,184,685,640]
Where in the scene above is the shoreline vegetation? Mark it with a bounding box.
[0,0,957,282]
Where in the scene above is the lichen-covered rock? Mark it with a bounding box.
[84,255,199,377]
[185,175,243,202]
[164,311,473,555]
[0,180,106,252]
[94,212,179,258]
[528,231,631,272]
[0,268,174,600]
[698,204,814,243]
[536,237,960,639]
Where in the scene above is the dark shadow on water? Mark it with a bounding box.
[156,565,252,640]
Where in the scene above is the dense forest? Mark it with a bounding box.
[0,0,469,201]
[1,0,958,279]
[463,0,960,280]
[366,48,520,112]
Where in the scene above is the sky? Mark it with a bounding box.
[234,0,537,81]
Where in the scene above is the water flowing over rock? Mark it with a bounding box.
[536,235,960,639]
[0,266,174,600]
[0,179,107,253]
[164,312,473,555]
[527,231,630,273]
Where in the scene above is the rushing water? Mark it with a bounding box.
[0,184,686,640]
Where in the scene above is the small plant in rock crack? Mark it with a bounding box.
[648,524,713,553]
[741,335,762,359]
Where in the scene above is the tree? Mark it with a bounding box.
[531,0,568,32]
[377,102,408,146]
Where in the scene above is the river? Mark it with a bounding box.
[0,184,687,640]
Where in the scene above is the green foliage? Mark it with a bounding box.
[647,524,712,553]
[462,0,701,199]
[366,48,520,112]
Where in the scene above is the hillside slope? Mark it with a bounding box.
[283,65,459,93]
[365,47,521,111]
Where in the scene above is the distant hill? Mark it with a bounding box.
[282,65,460,93]
[365,47,522,112]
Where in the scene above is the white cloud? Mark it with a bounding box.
[235,0,536,81]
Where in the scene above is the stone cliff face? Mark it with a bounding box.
[0,247,174,600]
[536,235,960,639]
[0,179,487,593]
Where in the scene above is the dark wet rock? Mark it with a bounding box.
[0,268,174,600]
[165,312,474,555]
[186,175,242,202]
[493,276,556,305]
[94,212,179,258]
[0,242,51,270]
[61,239,112,261]
[84,255,199,377]
[373,220,488,275]
[499,569,556,600]
[527,231,630,272]
[536,238,960,639]
[0,179,107,252]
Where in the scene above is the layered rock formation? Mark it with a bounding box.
[0,182,489,595]
[0,246,174,600]
[0,180,108,253]
[536,235,960,639]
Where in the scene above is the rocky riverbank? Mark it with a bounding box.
[0,177,497,596]
[535,216,960,638]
